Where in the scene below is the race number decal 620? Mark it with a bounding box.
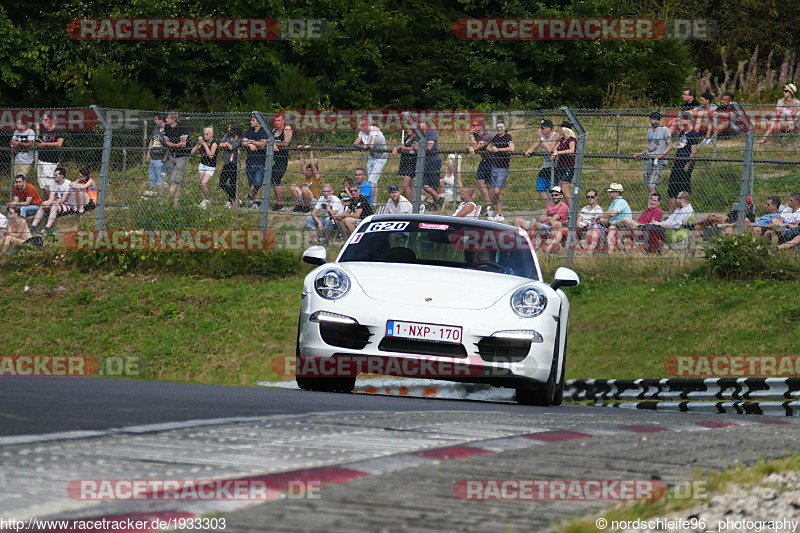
[366,221,409,232]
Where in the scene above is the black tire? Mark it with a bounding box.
[551,318,568,406]
[295,317,318,391]
[516,323,560,406]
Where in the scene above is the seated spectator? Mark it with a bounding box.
[584,183,632,253]
[452,187,479,219]
[8,174,43,218]
[333,184,373,237]
[305,183,343,245]
[514,186,569,238]
[545,188,602,252]
[763,192,800,245]
[608,192,664,252]
[746,196,783,237]
[385,185,412,214]
[70,168,98,216]
[30,167,72,236]
[640,191,694,250]
[692,196,755,241]
[713,92,750,140]
[290,149,322,213]
[1,206,33,254]
[757,84,799,144]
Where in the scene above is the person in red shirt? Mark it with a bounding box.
[8,174,43,218]
[608,192,664,252]
[515,186,569,239]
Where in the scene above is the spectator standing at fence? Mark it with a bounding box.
[9,175,42,218]
[270,112,292,211]
[634,112,672,195]
[467,118,494,210]
[306,183,343,245]
[30,167,72,235]
[290,149,322,213]
[552,121,577,208]
[385,185,412,214]
[163,113,190,209]
[682,88,699,108]
[439,154,461,201]
[10,119,35,179]
[144,112,168,195]
[696,92,718,145]
[486,121,514,221]
[243,114,268,209]
[419,120,444,209]
[524,119,559,207]
[757,84,799,144]
[191,126,219,209]
[585,183,632,253]
[36,113,65,198]
[394,126,419,204]
[667,112,699,213]
[354,117,388,203]
[0,206,33,254]
[70,168,97,216]
[218,122,243,208]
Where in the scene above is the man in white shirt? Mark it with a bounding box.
[31,167,72,235]
[354,118,388,202]
[306,183,343,244]
[452,187,479,218]
[385,185,412,214]
[10,119,35,178]
[640,191,694,250]
[765,192,800,246]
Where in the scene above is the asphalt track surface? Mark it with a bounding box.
[3,377,800,532]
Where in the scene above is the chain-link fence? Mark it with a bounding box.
[2,105,799,259]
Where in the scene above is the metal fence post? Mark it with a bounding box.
[91,105,112,230]
[562,106,585,268]
[736,130,755,235]
[253,111,274,230]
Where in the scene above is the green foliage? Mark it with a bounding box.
[697,233,800,281]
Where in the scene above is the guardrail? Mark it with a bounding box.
[565,378,800,416]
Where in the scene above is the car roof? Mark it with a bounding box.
[363,213,516,230]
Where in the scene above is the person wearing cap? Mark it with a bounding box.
[524,119,560,207]
[585,183,632,253]
[634,112,672,195]
[385,184,412,214]
[36,113,65,197]
[515,185,568,238]
[545,188,603,253]
[144,112,168,195]
[666,110,699,213]
[552,121,577,208]
[757,84,799,144]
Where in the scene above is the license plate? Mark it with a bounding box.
[386,320,462,343]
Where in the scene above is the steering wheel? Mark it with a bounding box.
[472,260,506,273]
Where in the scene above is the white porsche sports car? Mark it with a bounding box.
[296,214,579,406]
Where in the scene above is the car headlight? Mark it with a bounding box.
[510,287,547,318]
[314,268,351,300]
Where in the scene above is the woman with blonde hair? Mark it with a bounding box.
[439,153,462,200]
[551,121,577,208]
[757,84,799,144]
[191,126,219,208]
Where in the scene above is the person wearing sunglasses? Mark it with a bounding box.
[515,185,568,243]
[332,185,374,238]
[544,188,602,253]
[757,83,799,144]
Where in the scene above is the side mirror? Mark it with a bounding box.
[551,267,580,291]
[302,246,328,266]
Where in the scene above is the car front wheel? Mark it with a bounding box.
[516,323,560,406]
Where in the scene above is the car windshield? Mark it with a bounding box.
[338,218,540,280]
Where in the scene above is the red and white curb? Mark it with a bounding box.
[26,416,796,532]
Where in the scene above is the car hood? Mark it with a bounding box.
[340,262,532,309]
